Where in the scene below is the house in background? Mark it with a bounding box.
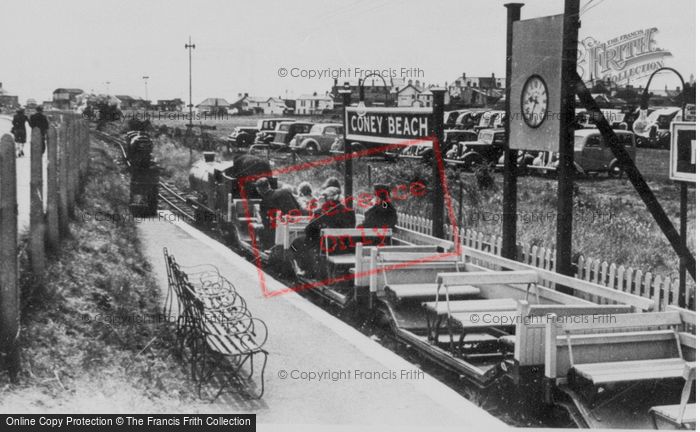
[156,98,185,111]
[396,81,422,107]
[196,97,229,115]
[0,83,19,108]
[52,88,84,109]
[231,93,267,114]
[296,92,333,115]
[330,78,396,107]
[264,97,287,115]
[448,73,505,108]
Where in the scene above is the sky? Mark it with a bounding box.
[0,0,695,104]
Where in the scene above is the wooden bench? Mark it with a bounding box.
[544,311,693,388]
[320,228,392,278]
[650,362,696,429]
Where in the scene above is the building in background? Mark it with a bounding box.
[0,83,19,109]
[52,88,84,110]
[156,98,185,111]
[330,78,395,107]
[195,97,230,115]
[447,73,505,108]
[296,92,333,115]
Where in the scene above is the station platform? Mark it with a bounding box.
[137,211,506,431]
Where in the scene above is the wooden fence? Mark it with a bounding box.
[0,114,90,380]
[391,211,692,312]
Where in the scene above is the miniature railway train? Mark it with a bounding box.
[98,129,696,429]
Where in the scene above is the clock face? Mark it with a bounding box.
[521,75,549,128]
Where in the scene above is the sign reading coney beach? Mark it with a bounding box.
[345,106,434,144]
[578,28,672,84]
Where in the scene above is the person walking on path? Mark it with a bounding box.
[29,106,49,154]
[11,107,29,157]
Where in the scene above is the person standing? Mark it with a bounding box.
[11,108,29,157]
[29,106,49,153]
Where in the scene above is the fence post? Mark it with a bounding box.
[0,134,19,381]
[58,124,70,236]
[47,126,59,251]
[67,121,76,217]
[30,127,46,277]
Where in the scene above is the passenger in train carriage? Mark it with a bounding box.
[295,181,318,215]
[321,176,342,194]
[11,107,29,157]
[358,184,397,231]
[291,186,356,277]
[254,177,300,249]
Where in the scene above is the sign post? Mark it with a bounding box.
[431,89,446,239]
[670,121,696,307]
[501,3,524,261]
[555,0,580,290]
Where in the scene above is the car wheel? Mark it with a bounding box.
[305,143,319,155]
[608,161,623,178]
[463,154,483,171]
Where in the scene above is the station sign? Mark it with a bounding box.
[670,121,696,182]
[345,107,433,144]
[509,14,564,152]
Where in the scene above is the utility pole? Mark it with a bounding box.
[501,3,524,260]
[185,36,196,162]
[555,0,580,293]
[142,76,150,102]
[105,81,111,94]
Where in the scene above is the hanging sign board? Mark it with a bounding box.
[345,107,433,145]
[509,14,564,152]
[670,121,696,182]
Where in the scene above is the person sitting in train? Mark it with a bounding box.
[357,184,398,231]
[233,153,272,198]
[254,177,301,249]
[321,176,342,193]
[291,186,356,278]
[296,181,318,214]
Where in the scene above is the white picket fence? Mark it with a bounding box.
[391,212,691,312]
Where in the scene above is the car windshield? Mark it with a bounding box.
[309,124,324,134]
[478,131,493,142]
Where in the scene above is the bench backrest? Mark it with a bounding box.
[365,248,464,294]
[544,311,686,380]
[273,210,307,248]
[354,244,443,287]
[320,228,392,256]
[463,246,655,311]
[437,270,538,287]
[513,300,635,367]
[392,226,455,252]
[231,198,262,220]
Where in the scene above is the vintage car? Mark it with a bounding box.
[254,118,294,144]
[548,129,636,177]
[269,121,314,150]
[447,128,505,170]
[455,109,487,130]
[475,110,506,131]
[289,123,343,155]
[226,126,259,148]
[444,109,470,129]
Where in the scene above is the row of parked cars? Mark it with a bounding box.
[226,118,344,155]
[222,103,672,179]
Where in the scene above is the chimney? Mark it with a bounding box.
[313,91,317,96]
[462,72,466,79]
[238,93,242,97]
[415,80,420,88]
[408,79,413,85]
[244,92,248,97]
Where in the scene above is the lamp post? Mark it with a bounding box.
[142,76,150,103]
[185,36,196,162]
[104,81,111,94]
[634,67,691,305]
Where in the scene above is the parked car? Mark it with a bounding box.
[255,118,294,144]
[548,129,636,177]
[289,123,343,155]
[270,121,313,149]
[475,110,506,131]
[450,128,506,170]
[226,126,259,148]
[455,109,487,130]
